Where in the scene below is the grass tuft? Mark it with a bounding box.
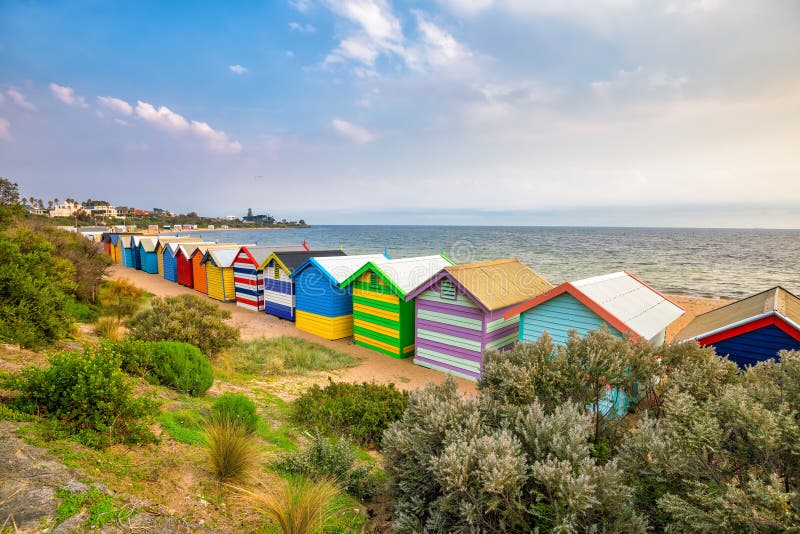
[94,317,122,341]
[232,475,346,534]
[225,337,358,376]
[204,415,258,482]
[159,409,206,445]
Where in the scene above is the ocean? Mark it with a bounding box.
[175,225,800,299]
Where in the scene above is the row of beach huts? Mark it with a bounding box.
[101,232,800,398]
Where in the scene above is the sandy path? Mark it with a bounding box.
[111,266,730,396]
[109,265,478,395]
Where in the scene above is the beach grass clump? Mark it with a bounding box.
[94,317,122,340]
[228,336,358,376]
[127,294,239,357]
[234,475,347,534]
[292,380,409,448]
[204,414,258,482]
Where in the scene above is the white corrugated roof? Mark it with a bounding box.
[572,271,684,341]
[138,237,158,252]
[171,242,215,257]
[205,248,240,267]
[311,254,388,284]
[371,255,453,295]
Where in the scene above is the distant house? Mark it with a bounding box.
[50,201,82,218]
[675,286,800,368]
[405,259,553,380]
[88,205,118,218]
[223,215,238,221]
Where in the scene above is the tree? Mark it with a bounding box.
[98,278,146,321]
[0,178,20,206]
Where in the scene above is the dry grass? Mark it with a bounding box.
[204,416,259,482]
[225,337,358,377]
[232,475,345,534]
[94,317,122,341]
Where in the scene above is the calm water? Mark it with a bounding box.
[176,226,800,299]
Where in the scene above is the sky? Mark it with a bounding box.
[0,0,799,227]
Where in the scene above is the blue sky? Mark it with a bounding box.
[1,0,799,227]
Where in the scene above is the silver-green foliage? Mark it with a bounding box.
[383,330,800,532]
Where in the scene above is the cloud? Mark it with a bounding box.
[289,0,312,12]
[0,93,4,105]
[134,100,242,154]
[591,67,689,97]
[406,11,471,69]
[7,88,36,111]
[97,95,133,115]
[665,0,722,14]
[0,118,11,141]
[331,117,375,143]
[49,83,88,108]
[436,0,495,16]
[113,118,130,126]
[286,50,295,57]
[229,64,248,75]
[288,21,316,32]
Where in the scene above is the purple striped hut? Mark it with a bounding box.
[405,259,553,380]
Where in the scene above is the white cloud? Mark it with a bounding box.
[286,50,295,57]
[649,72,689,90]
[289,0,312,12]
[0,118,12,141]
[407,11,471,69]
[114,118,130,126]
[97,96,133,115]
[49,83,88,108]
[288,22,316,32]
[325,0,403,43]
[134,101,242,154]
[7,88,36,111]
[331,117,375,143]
[436,0,495,16]
[229,64,248,75]
[591,67,689,97]
[665,0,722,14]
[327,36,380,65]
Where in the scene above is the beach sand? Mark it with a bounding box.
[110,266,731,396]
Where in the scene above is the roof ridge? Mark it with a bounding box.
[692,286,782,319]
[447,258,517,270]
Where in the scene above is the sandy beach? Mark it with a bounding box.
[110,266,731,396]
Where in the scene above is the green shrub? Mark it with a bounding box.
[127,294,239,357]
[64,298,99,323]
[292,380,409,448]
[113,338,154,377]
[204,415,258,481]
[98,278,146,320]
[1,345,158,447]
[212,393,259,434]
[276,432,378,501]
[149,342,214,396]
[229,337,358,375]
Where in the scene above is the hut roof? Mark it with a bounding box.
[504,271,684,341]
[238,243,310,268]
[407,259,553,311]
[189,243,242,259]
[138,237,159,252]
[342,255,454,297]
[675,286,800,342]
[201,248,240,268]
[289,254,389,285]
[259,250,346,272]
[172,242,216,258]
[155,236,202,251]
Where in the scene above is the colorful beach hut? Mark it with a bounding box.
[109,234,122,264]
[260,250,347,320]
[101,233,112,257]
[189,244,238,294]
[201,248,240,302]
[138,237,160,274]
[290,254,389,340]
[173,242,215,286]
[156,237,202,277]
[405,259,553,380]
[340,255,454,358]
[119,234,143,269]
[674,286,800,368]
[130,235,147,270]
[233,243,310,312]
[505,271,684,346]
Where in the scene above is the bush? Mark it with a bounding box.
[94,317,122,340]
[150,342,214,396]
[292,380,409,448]
[276,432,378,501]
[113,340,214,396]
[127,294,239,357]
[204,415,258,481]
[212,393,260,434]
[97,278,146,320]
[0,345,158,447]
[228,337,358,376]
[64,298,99,323]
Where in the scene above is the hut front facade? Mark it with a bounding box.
[260,250,347,320]
[405,259,553,380]
[119,234,143,269]
[109,234,122,264]
[130,236,146,270]
[138,237,159,273]
[341,255,453,358]
[175,243,214,287]
[505,271,684,417]
[190,244,238,294]
[156,237,201,276]
[233,243,309,312]
[202,248,240,302]
[675,286,800,368]
[290,254,389,340]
